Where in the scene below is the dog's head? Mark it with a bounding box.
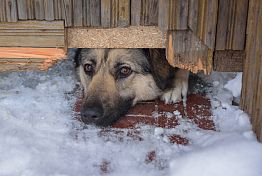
[75,49,175,126]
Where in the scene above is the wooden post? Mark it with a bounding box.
[241,0,262,142]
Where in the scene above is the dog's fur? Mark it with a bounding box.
[75,49,189,126]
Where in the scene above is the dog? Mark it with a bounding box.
[75,49,189,126]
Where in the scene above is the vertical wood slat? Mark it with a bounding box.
[188,0,199,33]
[63,0,73,27]
[0,0,7,22]
[26,0,35,19]
[44,0,55,21]
[118,0,130,27]
[73,0,82,26]
[158,0,188,30]
[141,0,158,26]
[90,0,101,27]
[131,0,141,25]
[158,0,169,30]
[54,0,65,20]
[34,0,45,20]
[216,0,248,50]
[82,0,90,26]
[101,0,111,27]
[5,0,18,22]
[241,0,262,142]
[17,0,27,19]
[196,0,218,50]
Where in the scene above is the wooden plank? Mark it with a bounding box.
[215,0,230,50]
[111,0,118,27]
[34,0,45,20]
[17,0,28,19]
[67,26,166,48]
[213,50,244,72]
[131,0,141,25]
[241,0,262,142]
[188,0,199,33]
[231,0,249,50]
[0,0,7,22]
[101,0,111,28]
[5,0,18,22]
[171,0,188,30]
[158,0,169,30]
[73,0,83,26]
[89,0,101,27]
[26,0,35,19]
[216,0,248,50]
[54,0,65,19]
[141,0,158,26]
[0,21,65,47]
[44,0,55,20]
[196,0,219,49]
[166,30,211,74]
[82,0,90,26]
[0,47,66,71]
[63,0,73,27]
[118,0,130,27]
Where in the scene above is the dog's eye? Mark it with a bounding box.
[84,64,94,75]
[118,66,132,78]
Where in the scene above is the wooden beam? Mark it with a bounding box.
[0,47,66,72]
[0,20,65,47]
[213,50,244,72]
[67,26,167,48]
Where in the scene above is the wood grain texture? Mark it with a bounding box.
[0,47,65,71]
[0,0,7,22]
[82,0,91,26]
[73,0,83,26]
[67,26,166,48]
[216,0,248,50]
[0,21,65,47]
[131,0,141,25]
[34,0,45,20]
[44,0,55,20]
[63,0,73,27]
[188,0,199,33]
[90,0,101,27]
[118,0,130,27]
[241,0,262,142]
[166,30,211,74]
[158,0,169,30]
[141,0,158,26]
[5,0,18,22]
[26,0,35,19]
[17,0,28,19]
[101,0,111,27]
[213,50,244,72]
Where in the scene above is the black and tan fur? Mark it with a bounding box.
[75,49,189,126]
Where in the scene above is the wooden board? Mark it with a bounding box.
[241,0,262,142]
[0,20,65,48]
[215,0,248,50]
[67,26,166,48]
[0,48,66,71]
[213,50,244,72]
[166,30,211,74]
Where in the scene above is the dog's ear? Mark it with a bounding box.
[74,48,82,67]
[145,49,176,90]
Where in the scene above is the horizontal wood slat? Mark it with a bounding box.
[0,47,66,71]
[0,21,65,47]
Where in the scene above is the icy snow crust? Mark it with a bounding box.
[1,51,262,176]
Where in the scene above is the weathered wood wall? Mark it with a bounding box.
[241,0,262,142]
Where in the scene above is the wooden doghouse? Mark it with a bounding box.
[0,0,261,141]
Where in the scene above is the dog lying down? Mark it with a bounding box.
[75,49,189,126]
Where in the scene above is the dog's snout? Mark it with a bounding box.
[81,105,103,124]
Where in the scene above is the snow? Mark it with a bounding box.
[1,50,262,176]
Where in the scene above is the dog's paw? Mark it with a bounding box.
[160,69,189,104]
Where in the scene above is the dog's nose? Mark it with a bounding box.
[81,106,103,123]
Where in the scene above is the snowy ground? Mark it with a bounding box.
[0,50,262,176]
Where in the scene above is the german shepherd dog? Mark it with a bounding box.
[75,49,189,126]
